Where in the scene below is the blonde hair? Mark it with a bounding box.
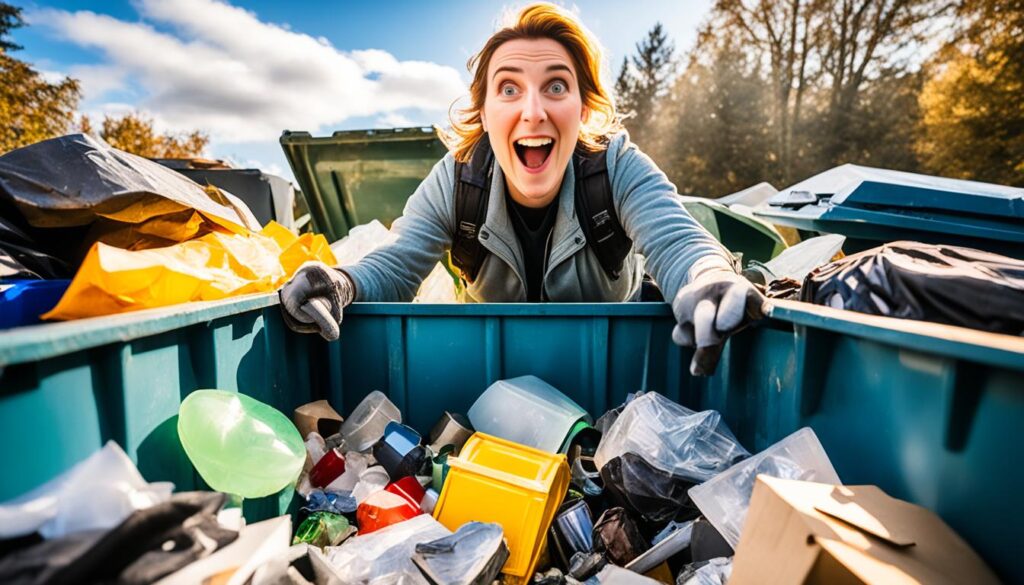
[443,3,622,162]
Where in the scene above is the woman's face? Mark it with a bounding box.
[482,38,586,208]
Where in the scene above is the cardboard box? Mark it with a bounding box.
[730,475,999,585]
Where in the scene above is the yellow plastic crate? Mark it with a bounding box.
[432,433,570,584]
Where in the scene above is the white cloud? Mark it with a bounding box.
[31,0,465,143]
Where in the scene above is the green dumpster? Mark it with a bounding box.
[1,296,1021,580]
[280,127,449,242]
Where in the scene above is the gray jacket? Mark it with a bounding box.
[344,132,733,303]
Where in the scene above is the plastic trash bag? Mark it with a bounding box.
[325,514,451,585]
[0,216,70,279]
[803,241,1024,335]
[411,522,509,585]
[177,390,306,498]
[0,134,259,247]
[600,452,698,525]
[41,221,335,320]
[0,441,173,540]
[675,557,732,585]
[591,507,649,567]
[593,393,749,483]
[687,428,840,548]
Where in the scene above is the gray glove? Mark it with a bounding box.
[279,261,355,341]
[672,267,769,376]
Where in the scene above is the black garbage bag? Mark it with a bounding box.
[0,215,71,279]
[0,492,236,585]
[600,452,699,527]
[591,507,649,567]
[802,241,1024,335]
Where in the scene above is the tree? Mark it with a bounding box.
[0,2,80,153]
[614,23,676,150]
[916,0,1024,186]
[84,112,209,159]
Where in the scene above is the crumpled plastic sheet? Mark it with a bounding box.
[748,234,845,282]
[329,220,457,303]
[675,557,732,585]
[325,514,451,585]
[593,393,749,483]
[42,221,335,320]
[0,441,173,540]
[411,522,507,585]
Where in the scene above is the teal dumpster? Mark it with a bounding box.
[1,297,1021,581]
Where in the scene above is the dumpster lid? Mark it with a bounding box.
[280,127,449,243]
[756,164,1024,251]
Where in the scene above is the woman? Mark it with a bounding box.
[280,3,766,375]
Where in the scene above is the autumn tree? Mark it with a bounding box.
[0,2,80,153]
[83,112,209,159]
[916,0,1024,186]
[614,23,676,151]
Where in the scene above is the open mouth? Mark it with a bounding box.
[513,137,555,170]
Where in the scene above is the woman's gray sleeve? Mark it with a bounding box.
[341,156,456,301]
[608,134,734,301]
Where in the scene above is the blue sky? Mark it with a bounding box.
[13,0,711,180]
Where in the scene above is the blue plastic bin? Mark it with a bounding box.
[0,296,1021,580]
[0,280,70,329]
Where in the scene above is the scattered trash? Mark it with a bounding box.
[412,521,510,585]
[687,427,839,548]
[549,498,595,569]
[325,513,452,585]
[177,390,305,498]
[0,441,172,540]
[468,376,596,454]
[675,557,732,585]
[803,241,1024,334]
[591,507,649,567]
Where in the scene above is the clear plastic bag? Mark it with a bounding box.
[687,427,840,548]
[325,514,451,585]
[593,393,748,483]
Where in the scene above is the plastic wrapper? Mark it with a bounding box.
[325,514,451,585]
[593,393,748,483]
[302,489,358,515]
[0,441,172,540]
[42,221,335,320]
[600,452,698,525]
[687,427,840,548]
[675,557,732,585]
[411,521,509,585]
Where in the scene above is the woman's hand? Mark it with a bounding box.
[672,268,769,376]
[279,261,355,341]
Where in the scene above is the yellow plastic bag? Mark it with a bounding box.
[42,222,336,320]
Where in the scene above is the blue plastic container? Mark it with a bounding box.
[0,295,1021,580]
[0,280,70,329]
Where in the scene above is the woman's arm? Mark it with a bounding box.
[606,133,735,301]
[341,155,457,301]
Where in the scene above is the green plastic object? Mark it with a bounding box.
[293,511,352,547]
[280,127,449,242]
[680,196,787,263]
[177,389,305,498]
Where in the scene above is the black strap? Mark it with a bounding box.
[575,148,633,280]
[451,136,493,282]
[451,139,633,283]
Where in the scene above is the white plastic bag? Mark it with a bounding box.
[687,427,840,547]
[593,393,749,483]
[325,514,451,585]
[0,441,173,539]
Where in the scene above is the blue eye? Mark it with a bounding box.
[549,81,567,95]
[501,84,519,97]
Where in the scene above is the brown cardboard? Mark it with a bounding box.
[292,400,343,439]
[730,475,999,585]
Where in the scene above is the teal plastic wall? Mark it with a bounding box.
[1,296,1021,580]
